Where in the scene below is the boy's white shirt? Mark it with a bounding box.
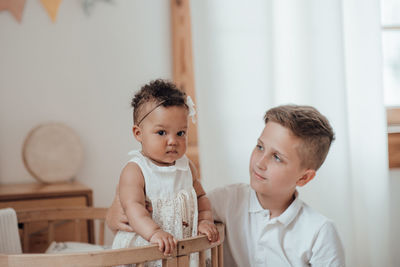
[208,183,345,267]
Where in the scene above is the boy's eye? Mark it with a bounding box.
[157,130,166,136]
[273,153,281,162]
[177,131,186,137]
[256,144,264,151]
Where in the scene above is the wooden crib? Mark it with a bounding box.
[0,207,225,267]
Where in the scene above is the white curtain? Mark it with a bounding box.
[191,0,391,266]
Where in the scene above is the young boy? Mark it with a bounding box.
[107,104,345,266]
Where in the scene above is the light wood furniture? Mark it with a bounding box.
[0,182,93,253]
[388,133,400,168]
[387,108,400,168]
[16,207,107,249]
[0,206,225,267]
[171,0,200,172]
[387,108,400,125]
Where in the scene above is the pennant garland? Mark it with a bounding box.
[82,0,114,16]
[0,0,115,23]
[40,0,62,22]
[0,0,26,23]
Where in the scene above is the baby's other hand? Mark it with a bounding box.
[198,220,219,243]
[149,229,177,256]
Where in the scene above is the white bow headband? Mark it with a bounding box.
[136,96,196,125]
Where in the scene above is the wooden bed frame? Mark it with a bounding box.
[0,207,224,267]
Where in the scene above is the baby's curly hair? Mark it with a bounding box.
[132,79,188,124]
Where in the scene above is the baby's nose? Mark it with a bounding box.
[167,135,178,145]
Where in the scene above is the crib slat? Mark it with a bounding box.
[199,250,206,267]
[218,244,223,267]
[98,220,105,245]
[23,223,29,252]
[74,219,81,241]
[48,221,55,244]
[211,246,218,267]
[177,255,189,266]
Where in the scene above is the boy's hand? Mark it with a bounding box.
[106,192,153,233]
[198,220,219,243]
[149,229,177,256]
[106,194,134,233]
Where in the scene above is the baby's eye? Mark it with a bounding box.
[157,130,166,136]
[256,144,264,151]
[177,131,186,137]
[273,153,281,162]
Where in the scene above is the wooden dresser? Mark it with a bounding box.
[0,181,93,253]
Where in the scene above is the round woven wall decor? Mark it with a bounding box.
[22,123,84,183]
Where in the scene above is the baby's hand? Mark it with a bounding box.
[149,229,177,256]
[198,220,219,243]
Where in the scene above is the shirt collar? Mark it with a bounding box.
[249,188,264,213]
[248,189,303,227]
[276,191,302,227]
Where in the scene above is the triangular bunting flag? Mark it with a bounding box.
[0,0,26,23]
[40,0,62,22]
[82,0,114,16]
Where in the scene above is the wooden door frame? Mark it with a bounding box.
[171,0,200,171]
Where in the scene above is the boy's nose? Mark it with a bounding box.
[256,154,268,170]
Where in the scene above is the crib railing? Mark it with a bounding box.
[0,207,225,267]
[16,207,108,251]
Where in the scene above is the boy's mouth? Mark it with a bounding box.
[253,171,267,181]
[166,150,178,154]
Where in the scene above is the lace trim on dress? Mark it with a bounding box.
[127,150,189,172]
[151,189,198,239]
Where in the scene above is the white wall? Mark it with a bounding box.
[389,169,400,266]
[0,0,172,244]
[192,0,272,191]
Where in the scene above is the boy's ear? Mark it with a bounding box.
[132,125,142,142]
[296,169,316,187]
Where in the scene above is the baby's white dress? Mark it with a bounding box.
[112,150,198,267]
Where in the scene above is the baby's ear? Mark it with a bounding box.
[132,125,142,142]
[296,169,316,187]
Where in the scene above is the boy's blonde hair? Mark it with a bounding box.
[264,105,335,170]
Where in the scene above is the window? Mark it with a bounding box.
[381,0,400,168]
[382,0,400,106]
